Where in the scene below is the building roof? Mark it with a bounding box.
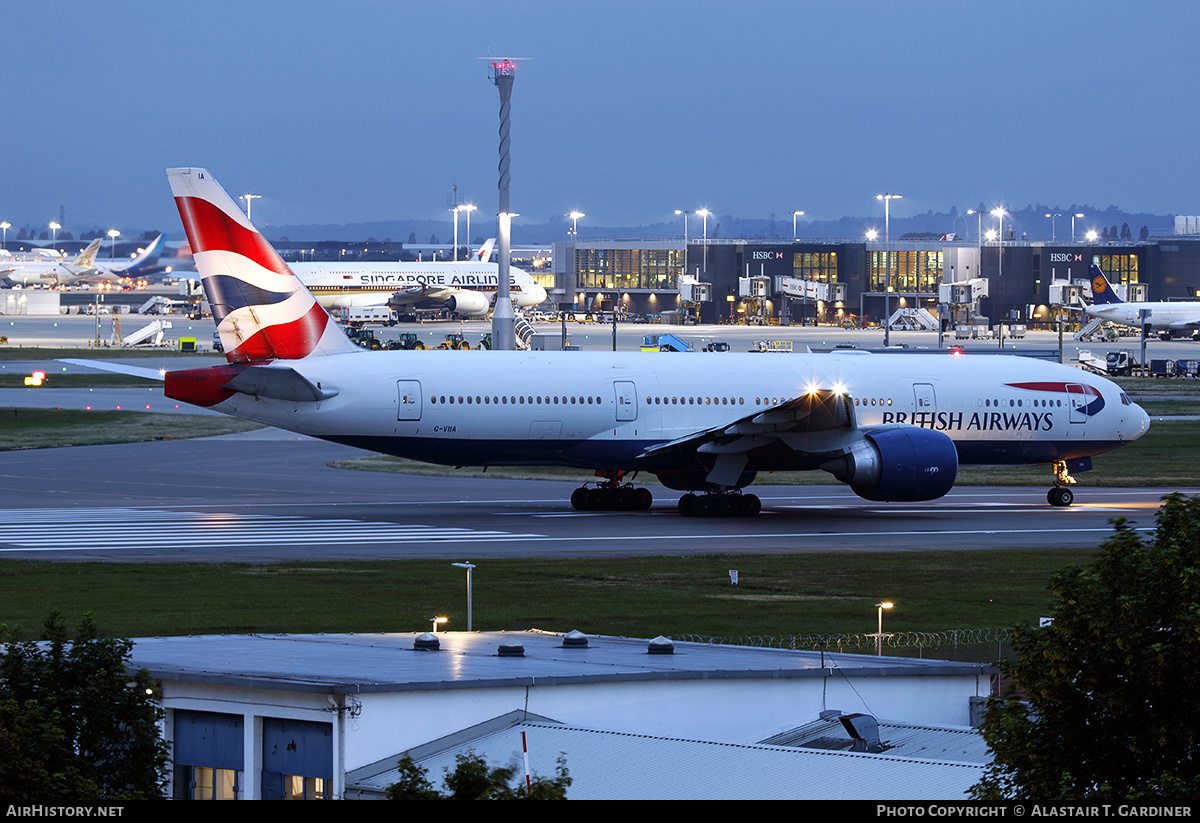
[346,713,987,801]
[128,630,993,695]
[762,715,993,764]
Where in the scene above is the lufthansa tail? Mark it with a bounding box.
[1089,264,1124,306]
[166,168,357,364]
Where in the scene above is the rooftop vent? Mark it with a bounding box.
[413,632,440,651]
[498,640,525,657]
[561,630,589,648]
[840,713,886,753]
[647,635,674,655]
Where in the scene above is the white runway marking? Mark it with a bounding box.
[0,508,543,552]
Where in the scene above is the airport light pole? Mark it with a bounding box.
[874,601,893,656]
[1,222,9,250]
[451,562,476,631]
[675,209,690,278]
[568,211,584,238]
[991,208,1006,280]
[877,193,901,347]
[49,221,60,247]
[697,208,712,275]
[451,205,461,261]
[461,204,477,256]
[1072,212,1085,243]
[107,229,120,260]
[1045,212,1061,242]
[240,193,261,223]
[792,210,804,241]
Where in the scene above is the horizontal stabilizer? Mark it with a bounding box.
[57,358,165,381]
[222,365,338,402]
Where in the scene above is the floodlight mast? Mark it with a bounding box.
[491,59,518,351]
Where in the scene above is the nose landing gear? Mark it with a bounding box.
[1048,460,1077,507]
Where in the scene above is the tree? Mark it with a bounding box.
[1140,226,1150,241]
[973,494,1200,800]
[0,611,169,801]
[386,751,570,800]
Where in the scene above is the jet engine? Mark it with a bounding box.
[447,291,491,316]
[821,426,958,502]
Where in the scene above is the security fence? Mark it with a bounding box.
[676,627,1016,666]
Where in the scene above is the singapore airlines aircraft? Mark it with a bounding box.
[163,168,1149,514]
[3,238,102,286]
[288,239,548,317]
[1085,265,1200,341]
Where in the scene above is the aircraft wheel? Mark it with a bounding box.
[1048,487,1074,507]
[571,487,589,511]
[740,494,762,516]
[585,489,608,511]
[693,495,717,517]
[678,493,697,517]
[634,488,653,511]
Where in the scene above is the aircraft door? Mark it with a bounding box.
[913,383,936,417]
[614,380,637,422]
[1067,383,1088,424]
[397,380,422,421]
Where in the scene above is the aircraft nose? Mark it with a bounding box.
[533,284,548,304]
[1125,402,1151,442]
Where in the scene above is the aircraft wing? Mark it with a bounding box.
[388,284,459,304]
[638,387,957,500]
[639,389,860,486]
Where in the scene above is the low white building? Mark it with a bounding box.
[131,630,996,800]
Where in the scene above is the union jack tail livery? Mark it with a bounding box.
[166,168,357,363]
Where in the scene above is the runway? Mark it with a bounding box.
[0,430,1179,562]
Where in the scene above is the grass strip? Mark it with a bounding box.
[0,549,1109,640]
[0,408,262,450]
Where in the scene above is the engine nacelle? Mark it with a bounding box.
[822,426,958,502]
[447,291,491,316]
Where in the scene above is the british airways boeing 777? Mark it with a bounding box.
[163,168,1150,514]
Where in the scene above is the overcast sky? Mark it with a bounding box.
[3,0,1197,236]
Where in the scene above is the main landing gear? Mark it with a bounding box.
[1048,460,1076,507]
[571,471,653,511]
[677,490,762,518]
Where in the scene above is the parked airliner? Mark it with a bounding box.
[3,238,101,286]
[1085,264,1200,340]
[89,234,169,282]
[288,239,548,317]
[163,168,1150,514]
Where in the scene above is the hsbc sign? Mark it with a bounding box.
[751,251,785,260]
[1050,253,1083,263]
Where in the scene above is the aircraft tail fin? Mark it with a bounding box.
[130,234,166,266]
[1089,264,1123,305]
[476,238,496,262]
[74,238,102,267]
[166,167,358,363]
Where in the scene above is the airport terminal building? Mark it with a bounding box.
[551,236,1200,330]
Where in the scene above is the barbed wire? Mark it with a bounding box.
[675,627,1014,652]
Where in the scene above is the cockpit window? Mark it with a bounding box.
[1120,392,1133,406]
